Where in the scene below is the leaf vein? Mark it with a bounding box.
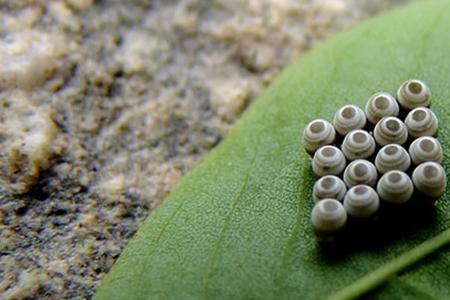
[202,140,261,298]
[274,154,311,297]
[415,7,445,74]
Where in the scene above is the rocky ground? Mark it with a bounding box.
[0,0,405,299]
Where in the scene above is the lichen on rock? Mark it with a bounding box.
[2,268,50,300]
[0,30,68,90]
[0,91,65,194]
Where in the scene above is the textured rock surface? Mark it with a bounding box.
[0,0,405,298]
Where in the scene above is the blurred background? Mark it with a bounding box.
[0,0,406,299]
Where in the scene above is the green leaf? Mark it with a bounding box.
[94,1,450,299]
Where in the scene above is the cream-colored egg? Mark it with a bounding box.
[404,107,438,138]
[375,144,411,174]
[343,159,378,188]
[365,92,399,124]
[303,119,336,155]
[312,145,347,177]
[341,129,376,161]
[313,175,347,202]
[412,162,447,199]
[409,136,443,165]
[397,79,431,110]
[373,116,408,146]
[333,105,367,136]
[377,170,414,204]
[311,198,347,237]
[343,185,379,218]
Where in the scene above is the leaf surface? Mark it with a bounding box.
[94,1,450,299]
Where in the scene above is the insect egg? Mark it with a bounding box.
[404,107,438,138]
[333,105,367,136]
[312,145,346,177]
[377,170,414,204]
[311,199,347,241]
[341,129,376,161]
[365,92,399,124]
[313,175,347,202]
[343,159,378,188]
[373,116,408,146]
[303,119,336,155]
[343,185,379,218]
[375,144,411,174]
[397,79,431,110]
[409,136,443,165]
[412,162,447,200]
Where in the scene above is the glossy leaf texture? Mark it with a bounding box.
[94,2,450,299]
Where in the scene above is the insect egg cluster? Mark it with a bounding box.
[303,79,447,242]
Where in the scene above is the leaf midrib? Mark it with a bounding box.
[328,228,450,300]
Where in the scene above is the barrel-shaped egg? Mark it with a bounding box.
[404,107,438,138]
[409,136,443,165]
[373,116,408,146]
[333,105,367,136]
[303,119,336,155]
[412,162,447,200]
[397,79,431,110]
[375,144,411,174]
[343,159,378,188]
[313,175,347,202]
[341,130,376,161]
[365,92,399,124]
[343,185,379,218]
[311,199,347,240]
[377,170,414,204]
[312,146,347,177]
